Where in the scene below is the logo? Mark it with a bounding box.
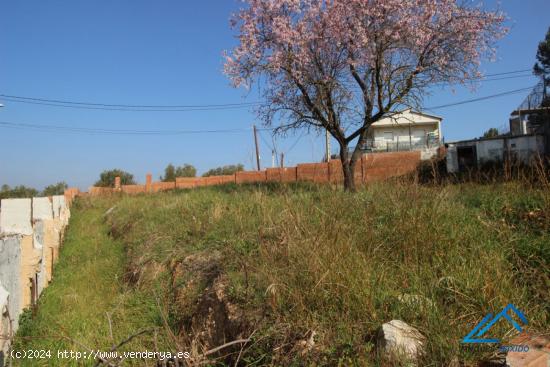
[462,304,528,344]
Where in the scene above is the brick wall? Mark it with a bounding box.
[121,185,146,194]
[85,151,421,195]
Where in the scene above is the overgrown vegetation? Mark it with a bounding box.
[15,178,549,366]
[13,199,170,366]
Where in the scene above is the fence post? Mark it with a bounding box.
[145,173,152,193]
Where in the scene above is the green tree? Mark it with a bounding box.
[528,27,550,127]
[41,182,68,196]
[175,164,196,178]
[202,164,244,177]
[161,164,176,182]
[94,169,136,187]
[482,128,499,138]
[534,27,550,83]
[0,185,39,200]
[161,163,196,182]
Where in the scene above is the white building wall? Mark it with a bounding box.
[475,135,544,164]
[475,139,505,163]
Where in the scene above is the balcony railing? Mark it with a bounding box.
[359,137,441,153]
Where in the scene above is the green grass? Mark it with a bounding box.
[15,180,550,366]
[13,198,170,366]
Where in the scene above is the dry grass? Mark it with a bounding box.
[13,172,549,366]
[99,178,549,366]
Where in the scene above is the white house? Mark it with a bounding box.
[365,109,443,152]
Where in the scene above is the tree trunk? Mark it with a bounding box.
[339,141,356,192]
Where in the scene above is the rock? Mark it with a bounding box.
[377,320,425,365]
[104,206,116,217]
[506,333,550,367]
[296,330,317,356]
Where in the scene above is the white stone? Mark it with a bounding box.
[52,195,69,225]
[0,199,33,235]
[377,320,425,365]
[52,195,65,219]
[0,283,8,312]
[0,236,21,331]
[506,333,550,367]
[32,197,53,221]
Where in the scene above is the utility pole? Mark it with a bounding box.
[280,152,284,168]
[253,125,261,171]
[271,149,275,168]
[325,130,331,162]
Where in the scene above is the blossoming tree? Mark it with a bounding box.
[224,0,506,190]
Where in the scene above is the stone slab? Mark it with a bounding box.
[0,199,32,235]
[52,195,66,219]
[0,236,21,331]
[32,197,53,221]
[0,282,8,312]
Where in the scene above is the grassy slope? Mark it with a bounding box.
[13,199,168,366]
[15,181,549,366]
[106,181,548,366]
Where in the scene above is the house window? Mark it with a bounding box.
[383,132,394,141]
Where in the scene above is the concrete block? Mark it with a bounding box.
[0,283,8,312]
[52,195,69,226]
[32,197,53,221]
[0,199,33,235]
[0,236,21,331]
[19,235,41,310]
[52,195,66,219]
[33,221,47,296]
[0,281,9,359]
[41,221,58,283]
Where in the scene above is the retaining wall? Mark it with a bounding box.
[0,195,72,359]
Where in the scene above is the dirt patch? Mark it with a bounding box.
[169,251,251,361]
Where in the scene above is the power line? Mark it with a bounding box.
[285,130,307,154]
[0,86,538,135]
[0,68,534,111]
[437,73,535,86]
[425,86,535,110]
[0,96,260,112]
[0,94,261,109]
[483,69,532,77]
[0,121,261,135]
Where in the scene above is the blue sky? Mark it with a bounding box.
[0,1,548,190]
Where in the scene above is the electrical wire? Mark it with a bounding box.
[0,94,261,109]
[0,121,257,135]
[0,86,538,135]
[0,68,534,112]
[425,86,534,110]
[0,97,259,112]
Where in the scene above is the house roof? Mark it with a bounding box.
[370,109,443,127]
